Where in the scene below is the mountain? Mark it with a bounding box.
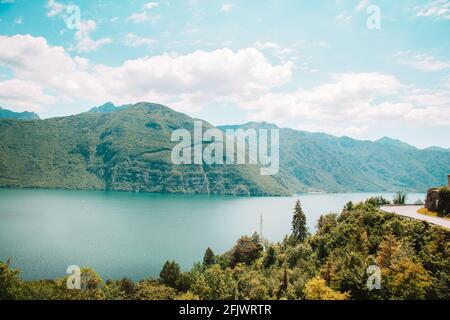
[88,102,131,114]
[219,122,279,131]
[375,136,417,150]
[424,146,449,152]
[0,103,287,196]
[0,107,40,120]
[218,123,450,193]
[1,102,448,195]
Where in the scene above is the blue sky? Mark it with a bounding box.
[0,0,449,148]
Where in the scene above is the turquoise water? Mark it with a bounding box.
[0,189,425,281]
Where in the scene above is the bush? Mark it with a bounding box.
[437,187,450,215]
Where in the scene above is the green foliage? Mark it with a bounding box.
[134,280,177,300]
[437,187,450,215]
[190,265,238,300]
[0,260,21,300]
[119,278,135,296]
[304,276,349,300]
[203,247,216,267]
[220,124,450,193]
[229,234,263,268]
[81,267,103,290]
[263,246,277,268]
[383,257,432,300]
[365,196,391,207]
[159,261,180,289]
[292,200,308,242]
[393,191,407,204]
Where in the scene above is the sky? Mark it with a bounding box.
[0,0,449,148]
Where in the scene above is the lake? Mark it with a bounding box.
[0,188,426,281]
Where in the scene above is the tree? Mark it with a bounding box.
[81,268,103,290]
[119,277,135,296]
[229,235,263,268]
[159,261,181,288]
[393,191,407,205]
[292,200,308,242]
[190,265,238,300]
[0,260,21,300]
[304,276,349,300]
[263,246,277,268]
[343,201,354,211]
[387,257,432,300]
[437,187,450,215]
[135,280,177,300]
[377,234,401,268]
[203,248,216,267]
[366,196,390,207]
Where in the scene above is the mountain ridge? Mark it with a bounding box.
[0,102,448,195]
[0,107,40,121]
[0,102,287,196]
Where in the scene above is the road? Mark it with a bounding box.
[380,205,450,230]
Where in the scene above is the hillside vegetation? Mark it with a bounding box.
[219,123,450,193]
[0,103,286,196]
[1,198,448,300]
[1,102,449,195]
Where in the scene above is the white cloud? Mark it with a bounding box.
[243,72,450,127]
[123,33,157,48]
[127,12,160,23]
[0,35,448,130]
[0,79,55,111]
[73,20,112,53]
[415,0,450,20]
[396,52,450,71]
[144,2,159,10]
[254,41,296,63]
[221,3,235,12]
[0,35,292,113]
[335,12,352,23]
[127,2,161,23]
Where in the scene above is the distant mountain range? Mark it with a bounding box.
[0,107,40,120]
[219,123,450,193]
[0,102,448,195]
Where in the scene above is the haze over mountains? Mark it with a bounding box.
[0,102,448,195]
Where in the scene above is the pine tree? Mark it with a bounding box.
[159,261,180,288]
[203,247,216,267]
[292,200,308,242]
